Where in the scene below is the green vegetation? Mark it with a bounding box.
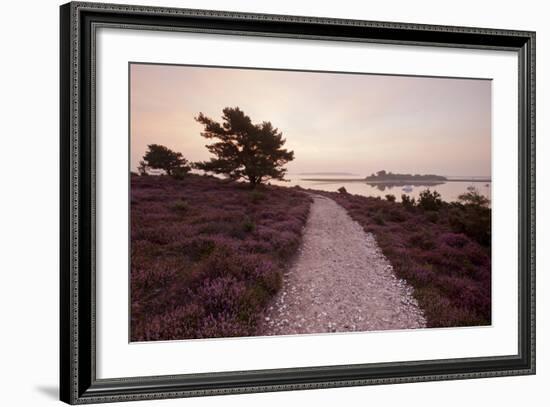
[194,107,294,186]
[139,144,191,176]
[366,170,447,182]
[417,189,443,211]
[131,175,311,341]
[316,187,491,328]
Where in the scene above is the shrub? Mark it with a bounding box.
[338,186,348,194]
[311,188,491,329]
[458,188,490,207]
[372,212,385,225]
[385,194,396,202]
[241,216,256,233]
[183,237,219,261]
[418,189,443,211]
[130,174,311,341]
[448,205,491,246]
[172,200,189,213]
[424,210,439,223]
[409,231,435,250]
[172,166,190,180]
[401,194,416,209]
[387,208,407,222]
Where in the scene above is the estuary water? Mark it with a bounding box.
[271,175,491,203]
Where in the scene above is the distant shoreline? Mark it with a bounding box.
[297,172,357,176]
[301,178,491,183]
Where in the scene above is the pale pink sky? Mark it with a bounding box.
[130,63,491,176]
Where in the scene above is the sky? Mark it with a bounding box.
[130,63,491,177]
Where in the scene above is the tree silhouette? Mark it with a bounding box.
[141,144,190,176]
[194,107,294,186]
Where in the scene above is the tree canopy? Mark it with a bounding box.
[194,107,294,186]
[140,144,190,176]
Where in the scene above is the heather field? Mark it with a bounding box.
[130,174,311,341]
[131,171,491,341]
[315,190,491,327]
[129,65,493,340]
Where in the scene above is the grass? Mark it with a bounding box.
[313,190,491,328]
[130,174,311,341]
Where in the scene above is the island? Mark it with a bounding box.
[301,170,490,184]
[365,170,447,182]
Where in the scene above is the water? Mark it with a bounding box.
[271,175,491,203]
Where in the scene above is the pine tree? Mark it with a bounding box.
[194,107,294,186]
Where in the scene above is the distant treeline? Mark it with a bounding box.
[365,170,447,182]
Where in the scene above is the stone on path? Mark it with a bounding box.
[258,194,426,336]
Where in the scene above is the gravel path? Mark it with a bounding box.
[258,194,426,336]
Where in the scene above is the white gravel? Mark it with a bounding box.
[258,194,426,336]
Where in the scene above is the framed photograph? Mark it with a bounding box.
[60,1,535,404]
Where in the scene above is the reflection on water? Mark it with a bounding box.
[271,175,491,203]
[366,181,445,191]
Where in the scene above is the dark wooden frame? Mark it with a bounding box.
[60,1,536,404]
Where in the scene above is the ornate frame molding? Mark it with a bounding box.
[60,2,535,404]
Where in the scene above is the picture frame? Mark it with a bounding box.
[60,1,536,404]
